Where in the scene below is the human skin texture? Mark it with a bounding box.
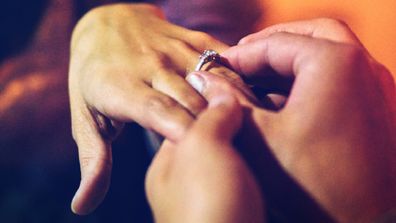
[186,18,396,223]
[68,3,250,215]
[145,95,265,223]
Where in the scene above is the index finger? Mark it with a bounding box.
[239,18,362,46]
[221,32,364,108]
[187,95,243,146]
[222,32,332,78]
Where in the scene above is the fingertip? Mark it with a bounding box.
[71,191,87,215]
[71,186,93,215]
[70,154,112,215]
[238,36,252,45]
[71,177,109,215]
[147,109,193,143]
[71,193,79,214]
[71,183,98,215]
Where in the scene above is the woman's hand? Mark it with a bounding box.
[145,94,265,223]
[188,19,396,223]
[68,3,245,215]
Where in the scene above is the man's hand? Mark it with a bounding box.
[187,18,396,223]
[68,3,246,215]
[145,94,265,223]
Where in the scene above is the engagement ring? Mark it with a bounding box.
[194,49,221,71]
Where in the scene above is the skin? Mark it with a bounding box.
[145,95,265,223]
[68,3,248,215]
[185,18,396,223]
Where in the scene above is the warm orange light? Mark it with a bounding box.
[259,0,396,77]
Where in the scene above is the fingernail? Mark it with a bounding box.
[186,73,205,93]
[209,95,235,108]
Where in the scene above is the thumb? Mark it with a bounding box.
[70,105,112,215]
[186,71,257,108]
[190,94,243,144]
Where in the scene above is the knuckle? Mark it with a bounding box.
[266,31,292,42]
[321,43,369,80]
[82,3,132,22]
[320,42,365,65]
[71,6,109,53]
[145,150,174,196]
[73,6,107,35]
[145,94,179,112]
[340,44,366,65]
[314,18,357,42]
[193,31,215,42]
[170,39,190,50]
[149,52,172,70]
[315,17,350,30]
[183,97,207,114]
[373,62,395,89]
[83,5,107,21]
[72,4,133,51]
[71,126,80,143]
[190,31,217,49]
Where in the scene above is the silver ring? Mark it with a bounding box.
[194,49,221,71]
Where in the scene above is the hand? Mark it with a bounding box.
[145,94,265,223]
[187,18,396,223]
[68,3,246,215]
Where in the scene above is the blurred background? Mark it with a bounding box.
[1,0,395,222]
[260,0,396,79]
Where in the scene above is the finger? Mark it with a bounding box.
[186,71,285,113]
[222,32,331,78]
[223,31,370,121]
[182,30,230,54]
[188,94,243,144]
[70,101,112,215]
[239,18,362,46]
[92,83,194,141]
[152,70,207,116]
[186,71,277,134]
[158,37,200,75]
[186,71,258,108]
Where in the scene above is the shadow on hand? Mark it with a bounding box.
[235,109,335,223]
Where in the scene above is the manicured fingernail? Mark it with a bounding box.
[186,73,205,93]
[209,95,234,108]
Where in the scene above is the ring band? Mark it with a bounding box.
[194,49,221,71]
